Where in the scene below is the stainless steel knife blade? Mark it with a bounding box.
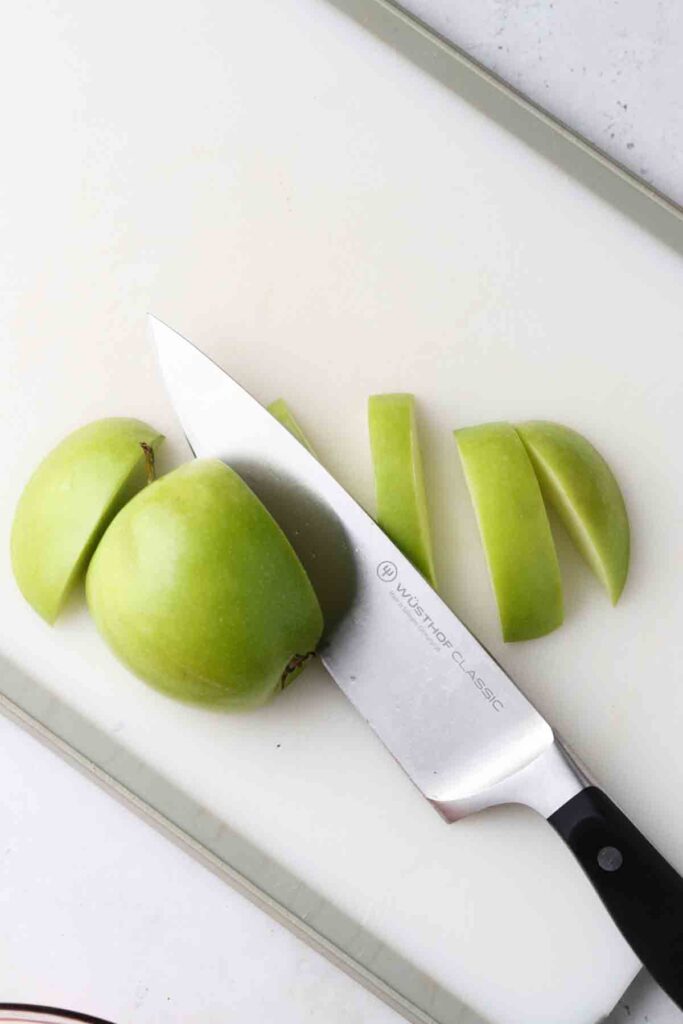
[149,315,582,820]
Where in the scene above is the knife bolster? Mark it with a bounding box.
[431,741,586,823]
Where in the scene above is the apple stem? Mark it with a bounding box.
[140,442,156,484]
[280,651,315,689]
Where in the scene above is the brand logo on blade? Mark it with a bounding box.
[378,565,505,713]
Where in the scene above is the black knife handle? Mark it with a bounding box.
[549,787,683,1008]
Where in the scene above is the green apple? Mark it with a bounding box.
[268,398,316,456]
[516,421,629,604]
[369,394,437,587]
[86,458,323,708]
[455,422,563,641]
[11,417,163,624]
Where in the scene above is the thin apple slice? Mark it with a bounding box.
[369,393,437,588]
[516,421,629,604]
[268,398,317,456]
[455,422,563,641]
[11,417,163,623]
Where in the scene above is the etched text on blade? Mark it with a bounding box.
[320,548,552,804]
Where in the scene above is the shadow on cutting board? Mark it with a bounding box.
[325,0,683,260]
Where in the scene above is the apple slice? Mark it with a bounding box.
[516,421,629,604]
[368,394,437,588]
[11,417,163,623]
[455,422,563,641]
[268,398,316,456]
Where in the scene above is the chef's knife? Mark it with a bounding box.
[150,315,683,1008]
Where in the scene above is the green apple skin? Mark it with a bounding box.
[11,418,163,624]
[267,398,317,456]
[516,421,629,604]
[369,394,437,588]
[86,458,324,708]
[455,422,563,642]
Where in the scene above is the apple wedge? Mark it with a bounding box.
[516,421,630,604]
[11,417,163,623]
[455,422,563,641]
[268,398,316,456]
[369,394,437,588]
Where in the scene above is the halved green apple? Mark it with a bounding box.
[268,398,316,456]
[516,421,629,604]
[86,459,323,708]
[369,394,437,588]
[11,417,163,623]
[455,422,563,641]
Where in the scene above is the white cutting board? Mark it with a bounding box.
[0,0,681,1021]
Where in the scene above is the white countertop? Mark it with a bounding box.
[0,712,401,1024]
[397,0,683,208]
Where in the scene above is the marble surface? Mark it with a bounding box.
[397,0,683,208]
[0,711,401,1024]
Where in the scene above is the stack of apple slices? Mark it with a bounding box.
[11,399,629,710]
[365,397,628,643]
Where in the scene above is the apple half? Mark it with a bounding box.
[455,422,563,641]
[86,458,324,708]
[11,417,163,624]
[516,421,629,604]
[368,393,437,588]
[268,398,316,456]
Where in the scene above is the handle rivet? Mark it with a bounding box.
[597,846,623,872]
